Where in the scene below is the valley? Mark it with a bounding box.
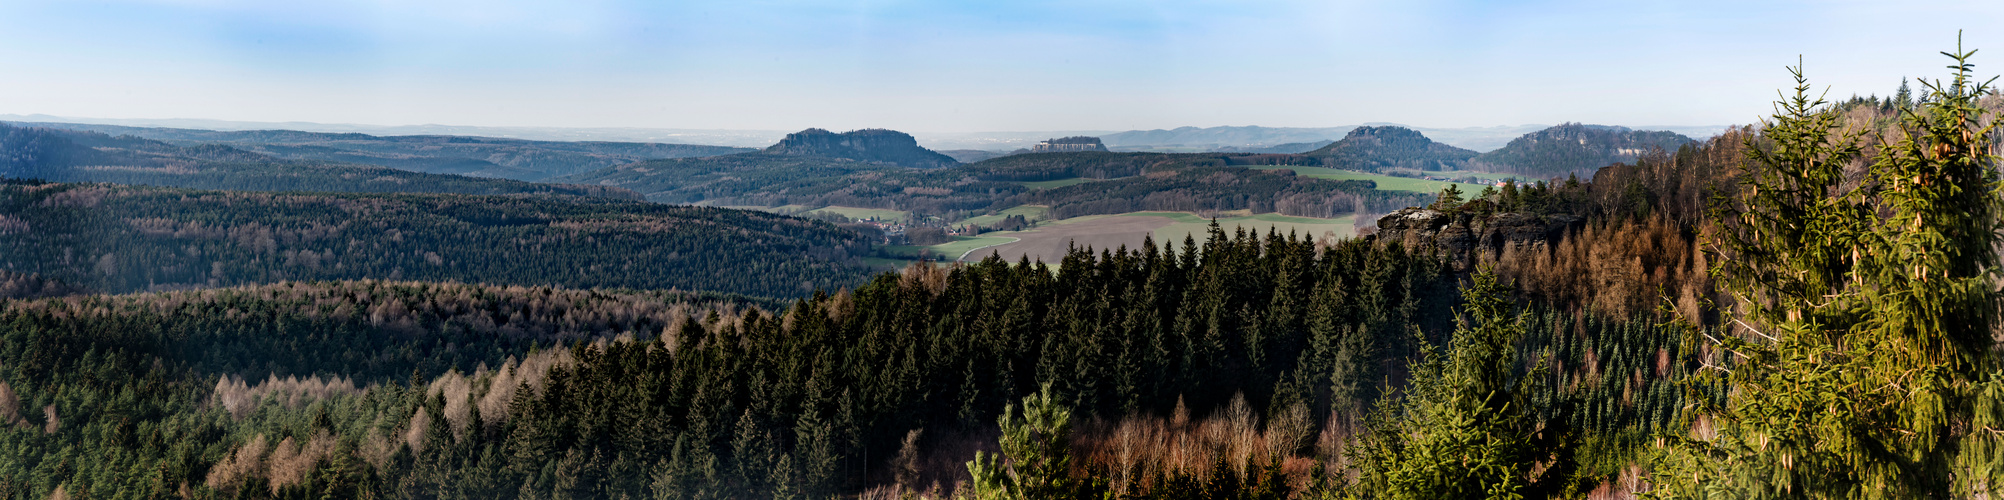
[9,3,2002,499]
[2,64,1991,500]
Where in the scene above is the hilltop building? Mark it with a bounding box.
[1031,136,1109,153]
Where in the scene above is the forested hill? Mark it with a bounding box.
[0,180,879,297]
[6,121,754,180]
[1022,165,1403,219]
[551,152,930,205]
[1303,125,1478,172]
[0,124,641,199]
[557,149,1420,219]
[762,128,958,168]
[961,150,1196,181]
[1471,123,1693,176]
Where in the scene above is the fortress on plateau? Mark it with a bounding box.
[1030,136,1109,153]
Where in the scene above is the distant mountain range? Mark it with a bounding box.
[7,116,1709,194]
[1,114,1731,154]
[5,120,750,180]
[0,114,792,148]
[0,123,639,199]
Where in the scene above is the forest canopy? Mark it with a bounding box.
[0,44,2001,500]
[0,181,879,298]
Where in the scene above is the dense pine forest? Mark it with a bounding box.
[0,181,878,298]
[2,47,2003,500]
[557,150,1421,221]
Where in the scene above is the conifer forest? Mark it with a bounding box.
[3,17,2004,500]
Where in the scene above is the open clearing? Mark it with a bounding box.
[1256,166,1489,193]
[950,212,1356,264]
[1425,170,1521,182]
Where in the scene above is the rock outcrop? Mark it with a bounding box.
[763,128,958,168]
[1372,207,1584,271]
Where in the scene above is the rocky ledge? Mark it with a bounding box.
[1372,208,1584,271]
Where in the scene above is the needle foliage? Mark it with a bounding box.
[1654,39,2004,499]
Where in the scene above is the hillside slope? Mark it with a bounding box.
[1304,125,1478,172]
[0,180,877,297]
[0,124,640,199]
[7,121,753,180]
[1471,123,1693,176]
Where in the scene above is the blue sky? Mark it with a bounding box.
[0,0,1998,132]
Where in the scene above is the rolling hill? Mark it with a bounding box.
[1303,126,1478,172]
[6,121,753,180]
[0,180,878,297]
[0,123,639,199]
[1471,123,1695,176]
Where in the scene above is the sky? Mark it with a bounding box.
[0,0,1999,132]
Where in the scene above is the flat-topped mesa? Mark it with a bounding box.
[1030,136,1109,153]
[763,128,958,168]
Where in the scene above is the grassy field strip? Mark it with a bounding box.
[952,237,1023,261]
[923,236,1019,260]
[1426,170,1522,181]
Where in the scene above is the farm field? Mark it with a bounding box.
[1255,166,1489,193]
[946,211,1355,264]
[1426,170,1521,181]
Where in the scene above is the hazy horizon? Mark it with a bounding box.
[0,112,1732,152]
[2,1,1997,133]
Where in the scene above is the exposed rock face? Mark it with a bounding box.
[1372,207,1584,271]
[763,128,958,168]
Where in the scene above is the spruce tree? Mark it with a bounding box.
[966,383,1105,500]
[1338,270,1571,500]
[1654,43,2004,498]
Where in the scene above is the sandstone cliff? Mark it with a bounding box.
[1372,207,1584,271]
